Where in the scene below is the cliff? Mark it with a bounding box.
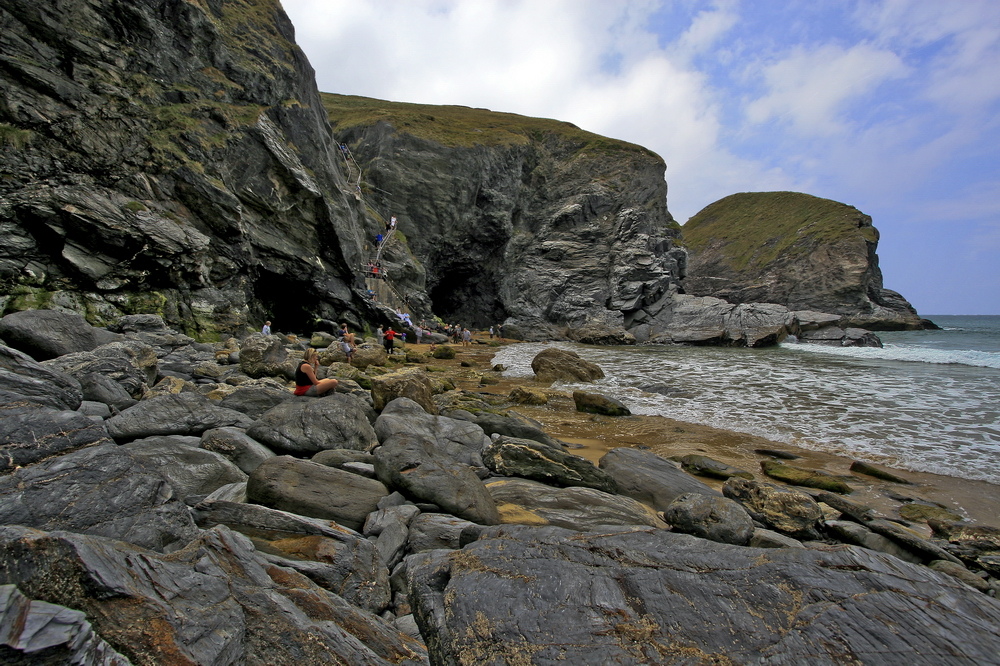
[681,192,922,330]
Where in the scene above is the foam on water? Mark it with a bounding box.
[780,340,1000,369]
[492,339,1000,485]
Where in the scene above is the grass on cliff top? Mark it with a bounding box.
[320,93,658,158]
[681,191,879,272]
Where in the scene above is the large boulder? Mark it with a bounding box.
[649,295,794,347]
[374,398,489,474]
[723,477,824,540]
[530,347,604,383]
[0,310,122,361]
[200,427,275,474]
[239,335,293,379]
[599,447,720,510]
[122,436,249,499]
[0,407,112,473]
[247,456,388,531]
[43,339,158,398]
[662,492,754,545]
[374,433,500,526]
[246,394,378,455]
[217,384,294,419]
[0,344,82,411]
[485,477,666,530]
[482,434,618,493]
[406,525,1000,664]
[370,368,437,414]
[106,392,254,441]
[0,443,199,552]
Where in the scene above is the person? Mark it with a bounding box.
[489,325,494,339]
[390,215,397,230]
[497,323,504,342]
[293,348,338,396]
[261,321,271,336]
[376,233,383,245]
[376,325,384,346]
[341,328,356,363]
[384,326,395,354]
[462,328,472,347]
[415,327,423,344]
[339,323,349,339]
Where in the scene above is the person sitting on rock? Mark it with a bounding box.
[261,321,271,335]
[293,348,338,396]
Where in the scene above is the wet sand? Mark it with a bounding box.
[404,338,1000,532]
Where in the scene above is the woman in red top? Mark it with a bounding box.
[293,348,339,396]
[383,327,395,354]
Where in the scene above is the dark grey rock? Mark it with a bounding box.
[482,434,618,493]
[106,392,254,441]
[407,514,478,553]
[673,453,754,480]
[599,447,720,510]
[464,411,569,450]
[374,433,500,525]
[0,310,122,361]
[247,456,388,531]
[485,477,666,531]
[218,385,293,419]
[77,371,138,411]
[825,520,923,564]
[407,524,1000,664]
[663,492,754,545]
[123,436,248,499]
[247,393,378,455]
[374,398,489,474]
[572,390,631,416]
[200,426,275,474]
[365,504,421,569]
[0,407,112,473]
[0,344,82,411]
[749,528,806,549]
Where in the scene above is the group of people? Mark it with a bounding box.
[364,261,385,279]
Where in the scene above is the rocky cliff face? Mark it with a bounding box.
[681,192,922,330]
[0,0,380,339]
[324,95,685,341]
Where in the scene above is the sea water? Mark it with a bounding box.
[491,315,1000,485]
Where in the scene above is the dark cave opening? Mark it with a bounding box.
[428,268,506,329]
[253,272,318,335]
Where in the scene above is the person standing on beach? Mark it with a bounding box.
[376,325,384,347]
[384,327,395,354]
[462,328,472,347]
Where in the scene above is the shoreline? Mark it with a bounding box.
[407,337,1000,531]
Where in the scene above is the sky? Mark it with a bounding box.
[280,0,1000,315]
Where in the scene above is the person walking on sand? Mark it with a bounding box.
[462,328,472,347]
[293,348,338,396]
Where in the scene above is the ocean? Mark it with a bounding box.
[491,315,1000,485]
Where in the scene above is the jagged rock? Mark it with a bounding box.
[370,368,437,414]
[239,336,295,379]
[647,295,794,346]
[374,398,489,474]
[123,436,248,499]
[572,390,631,416]
[200,426,275,474]
[673,453,754,480]
[43,339,157,398]
[485,477,666,530]
[723,477,823,540]
[0,344,82,411]
[406,514,479,553]
[247,456,388,531]
[508,386,548,405]
[825,520,922,564]
[0,525,425,665]
[406,525,1000,664]
[246,393,378,455]
[482,434,618,493]
[106,392,254,441]
[0,407,112,473]
[599,447,721,510]
[530,347,604,383]
[663,492,754,545]
[799,325,883,348]
[364,504,422,569]
[682,192,923,330]
[0,584,131,665]
[373,433,500,526]
[77,371,138,411]
[217,384,294,419]
[760,459,853,494]
[928,560,992,593]
[0,310,122,361]
[0,443,199,552]
[348,345,389,370]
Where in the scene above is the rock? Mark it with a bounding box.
[485,477,666,530]
[663,492,754,545]
[200,426,275,474]
[825,520,922,564]
[374,433,500,526]
[0,525,425,665]
[238,335,293,379]
[0,310,122,361]
[898,502,964,523]
[0,443,199,552]
[572,390,631,416]
[755,448,800,460]
[217,385,293,419]
[406,514,478,553]
[0,584,131,665]
[723,477,823,540]
[749,528,806,549]
[370,368,438,414]
[647,295,793,347]
[673,453,754,480]
[77,371,138,411]
[364,504,422,569]
[123,436,248,499]
[930,521,1000,550]
[106,392,254,441]
[374,398,489,474]
[482,434,618,493]
[247,456,388,531]
[246,393,378,455]
[508,386,548,405]
[760,459,853,494]
[928,560,992,593]
[349,345,388,370]
[406,525,1000,664]
[0,344,83,411]
[467,410,569,450]
[312,448,377,468]
[0,407,112,473]
[431,346,456,360]
[599,447,720,511]
[530,347,604,383]
[849,459,913,484]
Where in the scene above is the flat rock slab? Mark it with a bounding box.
[407,525,1000,665]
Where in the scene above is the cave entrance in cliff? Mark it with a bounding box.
[254,273,316,335]
[428,270,505,329]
